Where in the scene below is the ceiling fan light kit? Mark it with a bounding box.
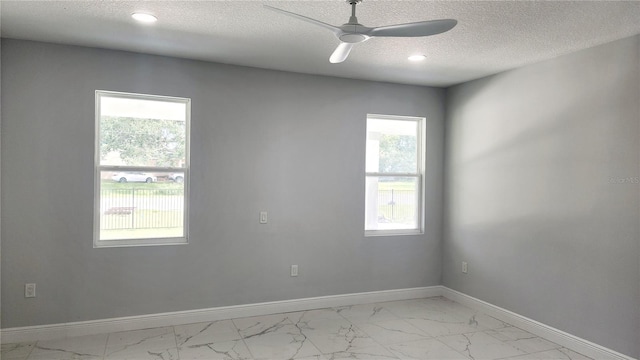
[265,0,456,64]
[131,12,157,24]
[408,55,427,62]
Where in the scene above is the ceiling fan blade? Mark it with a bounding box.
[329,42,354,64]
[368,19,457,37]
[264,5,340,34]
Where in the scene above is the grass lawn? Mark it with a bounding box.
[100,209,183,240]
[100,227,183,240]
[377,181,417,191]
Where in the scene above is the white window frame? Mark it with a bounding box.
[365,114,425,236]
[94,90,191,248]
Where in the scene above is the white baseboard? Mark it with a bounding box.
[0,286,442,344]
[440,287,636,360]
[3,285,634,360]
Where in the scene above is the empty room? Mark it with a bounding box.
[1,1,639,360]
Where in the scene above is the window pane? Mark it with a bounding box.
[99,95,187,167]
[99,170,185,241]
[366,118,417,173]
[365,176,419,231]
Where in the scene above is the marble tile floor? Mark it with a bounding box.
[1,297,592,360]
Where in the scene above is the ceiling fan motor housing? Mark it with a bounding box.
[339,33,368,43]
[339,23,371,43]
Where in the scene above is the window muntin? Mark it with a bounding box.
[94,91,190,247]
[365,114,424,235]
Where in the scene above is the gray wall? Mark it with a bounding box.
[0,39,445,328]
[443,35,640,358]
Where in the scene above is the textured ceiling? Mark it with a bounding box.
[1,1,639,87]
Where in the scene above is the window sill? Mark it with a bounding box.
[365,229,423,237]
[94,237,188,248]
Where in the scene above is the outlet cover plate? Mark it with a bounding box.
[25,283,36,298]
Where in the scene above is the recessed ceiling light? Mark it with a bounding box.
[408,55,427,62]
[131,12,157,24]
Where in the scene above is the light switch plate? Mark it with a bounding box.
[259,211,268,224]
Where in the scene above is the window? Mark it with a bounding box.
[365,114,424,235]
[94,91,190,247]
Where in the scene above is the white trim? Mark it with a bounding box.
[3,285,633,360]
[365,229,424,237]
[0,286,442,344]
[364,114,425,235]
[365,172,420,177]
[93,90,191,249]
[440,287,636,360]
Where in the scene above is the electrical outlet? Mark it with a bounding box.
[25,283,36,298]
[462,262,468,274]
[259,211,268,224]
[290,265,298,277]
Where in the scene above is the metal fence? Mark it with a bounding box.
[100,188,184,230]
[101,188,414,230]
[377,189,417,222]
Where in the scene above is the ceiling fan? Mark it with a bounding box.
[264,0,457,64]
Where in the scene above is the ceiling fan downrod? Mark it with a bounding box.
[347,0,362,24]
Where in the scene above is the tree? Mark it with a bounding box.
[100,116,185,167]
[378,134,416,173]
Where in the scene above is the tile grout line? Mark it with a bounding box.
[26,339,37,360]
[333,306,400,359]
[231,316,258,360]
[101,332,109,360]
[482,325,563,355]
[482,321,596,359]
[170,325,179,360]
[374,298,471,358]
[431,335,475,359]
[291,310,327,359]
[370,299,529,360]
